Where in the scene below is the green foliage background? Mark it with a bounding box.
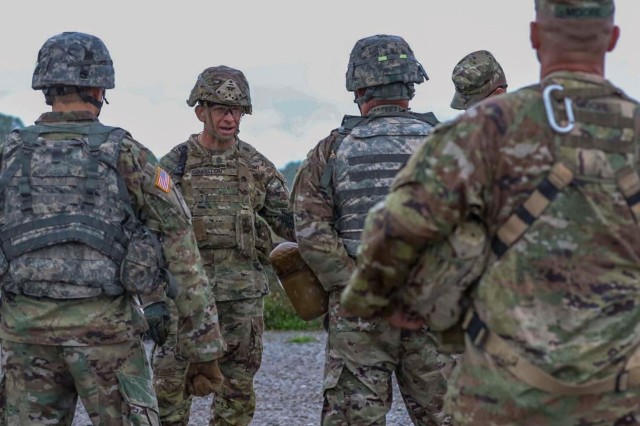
[0,113,24,141]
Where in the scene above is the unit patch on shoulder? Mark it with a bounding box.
[155,167,171,193]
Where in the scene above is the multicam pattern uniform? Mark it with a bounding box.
[343,72,640,425]
[0,111,225,425]
[292,105,449,425]
[153,134,294,426]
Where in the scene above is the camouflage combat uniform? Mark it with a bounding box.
[293,99,450,424]
[153,134,293,425]
[343,61,640,424]
[0,111,225,425]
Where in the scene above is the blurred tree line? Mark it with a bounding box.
[0,113,24,141]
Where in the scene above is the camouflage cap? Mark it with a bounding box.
[186,65,252,114]
[535,0,614,19]
[450,50,507,110]
[32,32,115,90]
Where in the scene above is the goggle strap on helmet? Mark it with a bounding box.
[67,59,113,67]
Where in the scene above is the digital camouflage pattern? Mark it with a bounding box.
[4,339,158,425]
[0,112,225,363]
[333,106,437,258]
[0,123,164,300]
[154,135,292,425]
[186,66,252,113]
[32,32,115,90]
[292,106,450,424]
[346,34,427,92]
[450,50,507,110]
[343,71,640,424]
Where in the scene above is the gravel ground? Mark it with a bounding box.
[72,331,412,425]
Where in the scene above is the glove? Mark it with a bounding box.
[143,302,170,346]
[186,360,225,397]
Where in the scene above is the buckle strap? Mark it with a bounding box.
[463,309,640,396]
[492,162,574,258]
[616,166,640,224]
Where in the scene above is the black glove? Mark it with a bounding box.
[143,302,170,346]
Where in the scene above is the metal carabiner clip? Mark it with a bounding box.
[543,84,575,134]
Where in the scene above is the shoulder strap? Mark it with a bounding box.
[491,162,574,258]
[320,129,351,194]
[172,144,189,178]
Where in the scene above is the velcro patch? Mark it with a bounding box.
[155,167,171,193]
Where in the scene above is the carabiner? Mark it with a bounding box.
[543,84,575,134]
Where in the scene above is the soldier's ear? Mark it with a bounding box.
[195,105,206,123]
[530,21,540,49]
[607,25,620,52]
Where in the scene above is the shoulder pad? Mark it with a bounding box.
[339,115,366,134]
[238,139,258,159]
[409,111,440,126]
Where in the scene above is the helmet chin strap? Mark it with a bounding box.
[79,91,105,110]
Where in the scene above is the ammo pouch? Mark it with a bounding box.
[236,208,256,259]
[120,225,164,295]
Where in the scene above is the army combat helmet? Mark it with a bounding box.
[32,32,115,107]
[186,66,252,114]
[346,34,428,105]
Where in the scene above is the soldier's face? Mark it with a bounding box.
[198,104,242,143]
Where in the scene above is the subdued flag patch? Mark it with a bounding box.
[155,167,171,193]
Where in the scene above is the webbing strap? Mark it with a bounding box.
[492,162,574,257]
[463,310,640,395]
[3,229,126,262]
[348,169,400,182]
[616,167,640,224]
[173,144,189,178]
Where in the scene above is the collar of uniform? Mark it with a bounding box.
[35,111,98,124]
[366,104,407,116]
[189,133,239,157]
[542,70,608,87]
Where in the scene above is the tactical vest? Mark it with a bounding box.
[322,110,438,257]
[171,139,267,260]
[0,122,164,299]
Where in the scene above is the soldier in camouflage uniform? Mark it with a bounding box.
[450,50,507,110]
[152,65,294,426]
[291,34,450,425]
[0,32,226,426]
[343,1,640,424]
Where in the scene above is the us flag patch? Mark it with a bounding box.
[155,167,171,193]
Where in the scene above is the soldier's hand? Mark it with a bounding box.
[386,310,425,330]
[186,360,224,397]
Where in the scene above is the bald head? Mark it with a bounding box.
[531,0,618,77]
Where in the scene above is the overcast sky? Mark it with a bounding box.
[1,0,639,168]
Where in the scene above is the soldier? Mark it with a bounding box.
[343,0,640,424]
[450,50,507,110]
[0,32,225,425]
[153,66,294,426]
[291,34,450,425]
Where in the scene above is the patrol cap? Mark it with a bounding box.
[450,50,506,110]
[535,0,614,19]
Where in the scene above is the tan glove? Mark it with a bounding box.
[186,360,225,396]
